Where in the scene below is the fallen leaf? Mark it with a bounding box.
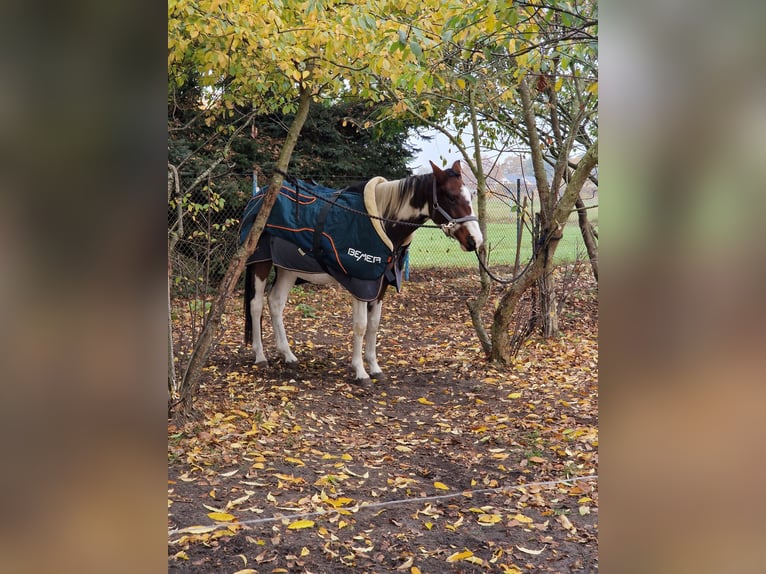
[516,545,545,555]
[324,496,354,508]
[232,570,258,574]
[558,514,576,532]
[207,512,235,522]
[287,519,315,530]
[511,513,533,524]
[446,550,474,563]
[173,551,189,560]
[417,397,434,405]
[433,481,449,491]
[478,513,502,525]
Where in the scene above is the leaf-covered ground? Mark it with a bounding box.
[168,268,598,573]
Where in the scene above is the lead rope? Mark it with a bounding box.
[475,224,563,285]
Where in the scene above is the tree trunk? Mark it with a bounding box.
[519,78,562,340]
[575,195,598,282]
[489,254,545,362]
[539,257,560,338]
[168,250,176,396]
[167,164,181,397]
[174,86,313,420]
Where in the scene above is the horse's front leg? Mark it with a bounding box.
[268,270,299,364]
[351,299,371,380]
[364,299,383,378]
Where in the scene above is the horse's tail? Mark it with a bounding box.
[244,263,254,345]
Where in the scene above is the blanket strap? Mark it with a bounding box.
[312,190,343,273]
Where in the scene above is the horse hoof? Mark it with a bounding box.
[255,360,268,368]
[352,377,372,389]
[370,372,385,382]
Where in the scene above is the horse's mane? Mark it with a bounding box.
[373,174,430,220]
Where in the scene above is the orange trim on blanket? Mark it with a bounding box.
[265,224,349,275]
[276,186,318,205]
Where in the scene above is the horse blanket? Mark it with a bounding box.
[239,177,409,301]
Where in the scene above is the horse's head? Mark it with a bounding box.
[429,160,484,252]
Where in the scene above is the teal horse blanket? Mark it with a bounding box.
[239,177,408,300]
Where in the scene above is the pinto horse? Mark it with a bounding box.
[243,160,483,382]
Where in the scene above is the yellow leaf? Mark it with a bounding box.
[417,397,434,405]
[447,550,474,563]
[433,481,449,491]
[232,570,258,574]
[287,519,315,530]
[424,521,433,530]
[512,513,533,524]
[478,513,502,524]
[341,453,353,461]
[300,547,310,557]
[465,556,484,565]
[411,568,422,574]
[284,456,305,466]
[173,551,189,560]
[325,496,354,508]
[507,392,522,399]
[207,512,235,522]
[456,78,466,89]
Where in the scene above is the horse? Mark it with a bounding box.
[243,160,483,382]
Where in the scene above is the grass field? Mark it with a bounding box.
[408,196,597,268]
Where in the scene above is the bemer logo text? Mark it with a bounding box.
[347,248,382,264]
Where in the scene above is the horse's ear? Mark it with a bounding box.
[429,160,443,176]
[451,160,461,174]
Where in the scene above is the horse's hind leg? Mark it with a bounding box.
[364,300,383,378]
[268,268,299,364]
[250,261,270,365]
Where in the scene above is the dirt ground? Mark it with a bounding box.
[168,267,598,573]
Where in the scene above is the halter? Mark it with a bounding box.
[431,173,479,237]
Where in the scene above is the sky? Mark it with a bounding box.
[406,129,462,173]
[406,127,514,175]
